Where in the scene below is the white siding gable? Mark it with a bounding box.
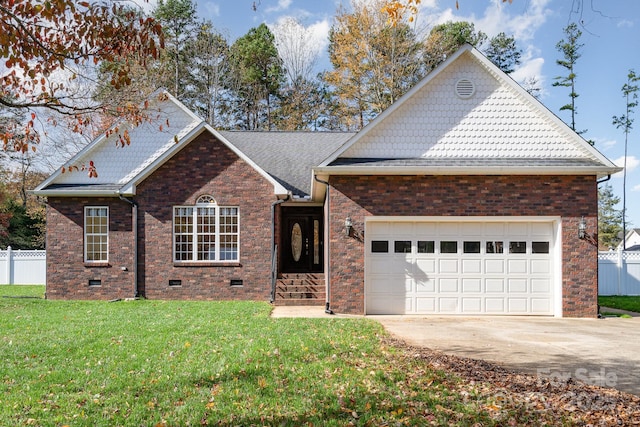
[340,52,599,162]
[52,95,201,186]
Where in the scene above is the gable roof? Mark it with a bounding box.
[220,131,354,198]
[313,44,621,199]
[32,91,288,197]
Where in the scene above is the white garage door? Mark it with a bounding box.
[365,220,557,315]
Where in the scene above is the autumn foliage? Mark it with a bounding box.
[0,0,164,153]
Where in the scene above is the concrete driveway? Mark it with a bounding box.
[271,307,640,395]
[372,315,640,396]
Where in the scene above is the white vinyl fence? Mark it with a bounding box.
[0,247,46,285]
[599,249,640,295]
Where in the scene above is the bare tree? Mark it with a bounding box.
[271,17,320,88]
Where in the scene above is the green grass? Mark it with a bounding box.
[0,284,45,298]
[0,285,559,426]
[598,295,640,313]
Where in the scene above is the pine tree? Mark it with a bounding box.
[612,69,640,250]
[598,184,623,250]
[553,23,585,136]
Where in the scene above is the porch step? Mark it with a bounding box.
[274,273,325,306]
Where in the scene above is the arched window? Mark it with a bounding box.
[173,195,239,262]
[196,195,216,205]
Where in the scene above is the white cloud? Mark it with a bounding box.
[266,0,293,13]
[618,19,634,29]
[633,184,640,192]
[416,0,551,40]
[201,1,221,18]
[511,56,544,87]
[612,155,640,177]
[594,138,617,151]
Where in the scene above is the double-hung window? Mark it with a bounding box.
[85,206,109,262]
[173,196,239,262]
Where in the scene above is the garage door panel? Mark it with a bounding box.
[439,223,460,235]
[507,259,527,274]
[462,298,482,312]
[508,278,528,293]
[531,259,551,274]
[368,257,391,274]
[485,298,505,312]
[387,258,411,274]
[416,278,435,292]
[531,298,551,313]
[365,220,555,315]
[415,258,436,274]
[485,259,504,274]
[439,298,458,312]
[439,278,458,292]
[508,298,528,313]
[369,277,401,293]
[462,278,482,293]
[485,279,505,293]
[508,223,528,235]
[367,297,407,315]
[462,259,482,273]
[416,297,435,312]
[484,222,505,235]
[531,278,551,293]
[439,259,458,273]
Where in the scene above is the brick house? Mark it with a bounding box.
[33,45,620,317]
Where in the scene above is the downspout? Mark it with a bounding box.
[119,194,139,298]
[595,175,611,317]
[270,195,289,303]
[314,175,334,314]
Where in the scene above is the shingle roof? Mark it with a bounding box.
[220,131,354,197]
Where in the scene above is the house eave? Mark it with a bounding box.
[30,189,130,197]
[313,165,621,177]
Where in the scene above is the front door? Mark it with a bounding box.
[282,208,323,273]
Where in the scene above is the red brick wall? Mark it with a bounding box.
[45,197,135,300]
[135,131,275,301]
[327,175,598,317]
[45,131,277,301]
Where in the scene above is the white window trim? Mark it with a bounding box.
[172,199,240,263]
[84,206,109,263]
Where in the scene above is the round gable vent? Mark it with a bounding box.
[455,78,475,99]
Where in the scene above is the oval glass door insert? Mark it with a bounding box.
[291,223,303,262]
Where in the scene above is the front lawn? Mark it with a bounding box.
[598,295,640,313]
[1,285,638,426]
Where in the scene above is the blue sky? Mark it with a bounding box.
[195,0,640,229]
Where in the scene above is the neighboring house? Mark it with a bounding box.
[617,229,640,251]
[33,45,621,317]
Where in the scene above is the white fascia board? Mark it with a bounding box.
[313,165,620,178]
[30,189,123,197]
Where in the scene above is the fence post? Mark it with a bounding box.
[5,246,12,285]
[618,245,623,295]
